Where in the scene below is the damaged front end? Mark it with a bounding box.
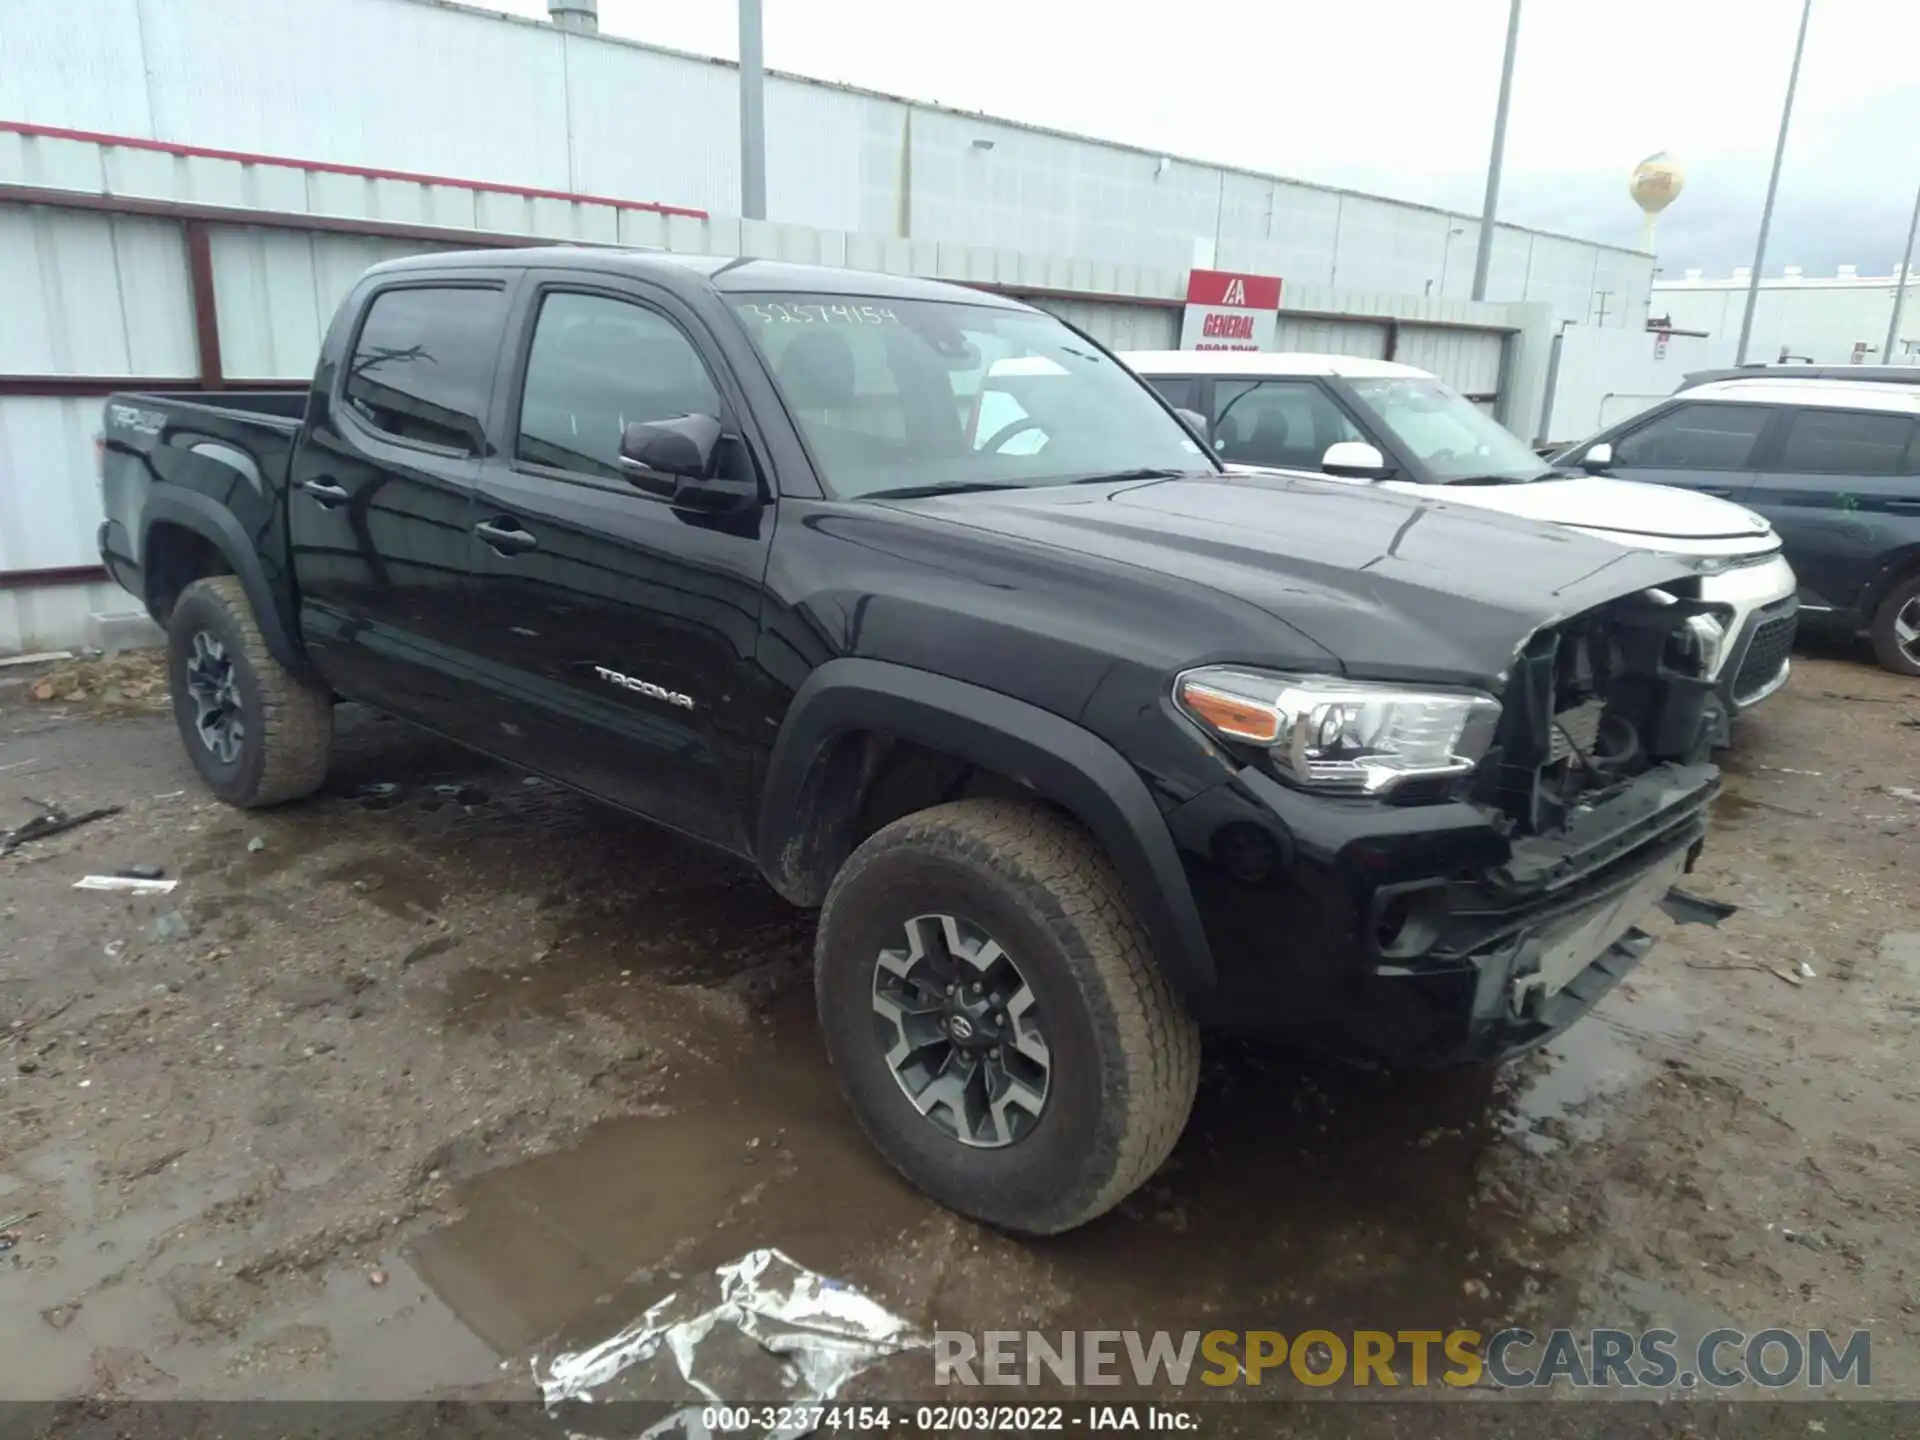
[1408,585,1731,1060]
[1168,582,1732,1064]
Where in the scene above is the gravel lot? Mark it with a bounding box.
[2,645,1917,1425]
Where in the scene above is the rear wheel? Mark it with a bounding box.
[814,799,1200,1234]
[1870,573,1920,677]
[167,576,332,807]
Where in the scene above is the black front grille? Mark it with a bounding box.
[1733,613,1797,702]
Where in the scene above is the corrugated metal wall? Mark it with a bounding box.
[1022,297,1180,353]
[0,0,1651,332]
[0,206,197,375]
[1273,318,1387,359]
[1394,327,1506,402]
[210,228,461,379]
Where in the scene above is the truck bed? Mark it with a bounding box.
[99,387,311,620]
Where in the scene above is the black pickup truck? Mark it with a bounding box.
[101,249,1724,1234]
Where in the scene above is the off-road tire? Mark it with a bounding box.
[167,576,332,807]
[1869,572,1920,677]
[814,798,1200,1234]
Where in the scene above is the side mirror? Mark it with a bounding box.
[618,414,757,511]
[1321,440,1391,480]
[1173,407,1211,442]
[1582,441,1615,473]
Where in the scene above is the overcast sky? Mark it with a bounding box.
[488,0,1920,277]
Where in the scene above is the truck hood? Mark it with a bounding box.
[891,472,1698,690]
[1381,474,1776,554]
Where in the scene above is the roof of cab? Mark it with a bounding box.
[1677,377,1920,414]
[1119,350,1433,379]
[365,246,1031,308]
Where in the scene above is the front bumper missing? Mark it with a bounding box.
[1373,766,1718,1065]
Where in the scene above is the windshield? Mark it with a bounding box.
[729,295,1210,498]
[1346,377,1551,484]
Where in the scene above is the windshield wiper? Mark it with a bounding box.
[1065,467,1191,485]
[863,481,1036,500]
[1437,472,1550,486]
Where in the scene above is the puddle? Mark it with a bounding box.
[409,994,918,1359]
[1505,975,1698,1155]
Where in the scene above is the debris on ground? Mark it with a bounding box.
[2,798,123,855]
[0,650,76,669]
[247,836,266,853]
[23,652,168,715]
[541,1248,925,1419]
[74,874,178,894]
[1657,887,1738,927]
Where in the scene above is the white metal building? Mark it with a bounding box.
[1653,266,1920,368]
[0,0,1654,652]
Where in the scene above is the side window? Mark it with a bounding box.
[344,286,507,454]
[1776,408,1919,477]
[1143,376,1197,411]
[517,292,721,479]
[1211,380,1361,470]
[1614,403,1771,471]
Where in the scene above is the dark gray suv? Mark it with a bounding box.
[1555,376,1920,676]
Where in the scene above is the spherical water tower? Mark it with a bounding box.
[1630,153,1686,252]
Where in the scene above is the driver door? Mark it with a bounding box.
[465,277,774,852]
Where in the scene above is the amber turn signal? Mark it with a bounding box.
[1176,681,1281,744]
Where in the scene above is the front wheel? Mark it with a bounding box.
[813,799,1200,1234]
[167,576,333,807]
[1870,573,1920,677]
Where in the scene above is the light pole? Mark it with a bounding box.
[1735,0,1813,365]
[739,0,767,221]
[1885,177,1920,364]
[1470,0,1523,302]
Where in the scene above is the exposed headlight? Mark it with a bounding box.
[1683,612,1729,679]
[1174,668,1502,795]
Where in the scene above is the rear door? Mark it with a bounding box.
[288,277,512,741]
[465,273,774,852]
[1599,399,1778,501]
[1744,406,1920,615]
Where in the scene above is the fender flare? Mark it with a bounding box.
[756,657,1217,1002]
[140,486,307,675]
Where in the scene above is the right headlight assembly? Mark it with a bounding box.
[1174,667,1502,796]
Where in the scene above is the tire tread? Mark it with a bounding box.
[175,576,332,806]
[817,797,1200,1233]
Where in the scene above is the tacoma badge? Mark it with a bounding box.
[593,666,695,709]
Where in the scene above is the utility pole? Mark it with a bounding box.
[739,0,767,221]
[1885,177,1920,364]
[1470,0,1523,302]
[1735,0,1813,365]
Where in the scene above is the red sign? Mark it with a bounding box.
[1185,269,1284,310]
[1181,268,1282,351]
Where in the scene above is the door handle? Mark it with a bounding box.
[1696,486,1734,498]
[299,478,350,507]
[474,519,539,556]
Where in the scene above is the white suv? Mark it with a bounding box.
[1123,351,1800,740]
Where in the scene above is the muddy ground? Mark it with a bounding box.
[2,646,1917,1428]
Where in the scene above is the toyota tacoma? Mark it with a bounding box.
[100,249,1724,1234]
